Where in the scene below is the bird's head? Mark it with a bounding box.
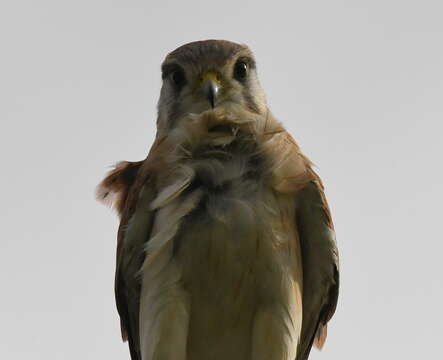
[156,40,267,134]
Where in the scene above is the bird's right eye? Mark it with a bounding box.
[171,68,186,88]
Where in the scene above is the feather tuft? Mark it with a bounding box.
[96,161,143,216]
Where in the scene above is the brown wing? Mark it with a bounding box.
[97,137,169,360]
[115,178,156,360]
[295,175,339,360]
[97,161,156,360]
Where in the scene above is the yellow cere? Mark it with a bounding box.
[200,72,222,84]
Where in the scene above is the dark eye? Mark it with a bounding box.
[171,68,186,88]
[233,61,248,81]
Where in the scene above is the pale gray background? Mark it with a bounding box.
[1,0,442,359]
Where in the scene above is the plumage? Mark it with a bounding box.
[97,40,339,360]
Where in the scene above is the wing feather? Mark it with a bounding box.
[114,180,156,360]
[295,177,339,360]
[97,137,170,360]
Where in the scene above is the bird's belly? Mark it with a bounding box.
[178,195,260,295]
[175,186,289,360]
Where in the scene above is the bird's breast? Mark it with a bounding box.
[174,147,282,304]
[140,129,304,360]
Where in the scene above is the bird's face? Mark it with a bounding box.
[156,40,267,133]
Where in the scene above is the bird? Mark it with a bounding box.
[97,39,339,360]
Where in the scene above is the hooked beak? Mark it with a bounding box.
[200,73,221,108]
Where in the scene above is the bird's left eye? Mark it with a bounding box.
[233,60,248,81]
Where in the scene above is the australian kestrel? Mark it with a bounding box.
[97,40,339,360]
